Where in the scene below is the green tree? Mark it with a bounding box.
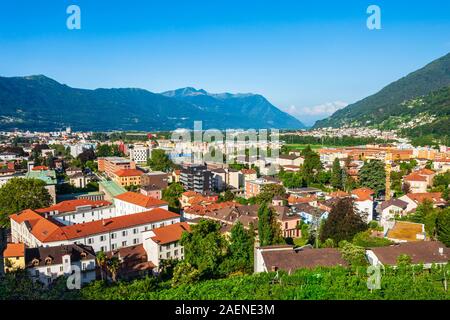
[106,256,120,282]
[320,197,367,244]
[256,184,286,204]
[300,145,323,185]
[331,158,343,190]
[95,251,107,281]
[0,178,52,227]
[171,261,201,287]
[339,241,367,266]
[162,183,184,211]
[147,149,174,172]
[180,219,228,278]
[257,203,284,246]
[358,160,386,196]
[436,208,450,246]
[224,222,254,274]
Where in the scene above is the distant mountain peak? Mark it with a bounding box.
[0,75,305,131]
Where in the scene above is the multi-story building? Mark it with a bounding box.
[10,208,180,252]
[98,157,136,178]
[26,244,96,286]
[141,171,169,189]
[245,178,278,199]
[143,222,190,267]
[111,169,144,187]
[114,191,168,216]
[180,165,213,194]
[129,145,151,164]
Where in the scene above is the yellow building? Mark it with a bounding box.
[112,169,144,187]
[3,243,25,272]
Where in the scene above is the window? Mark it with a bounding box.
[111,243,117,250]
[60,266,64,272]
[122,241,127,247]
[133,238,138,244]
[174,249,178,256]
[47,267,51,275]
[64,258,69,264]
[100,246,107,252]
[87,238,94,244]
[111,233,116,239]
[122,230,128,237]
[82,263,86,271]
[166,252,171,258]
[133,228,138,234]
[100,235,105,242]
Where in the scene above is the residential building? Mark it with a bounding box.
[180,164,213,194]
[3,243,25,272]
[35,199,113,225]
[129,145,151,164]
[245,178,278,199]
[141,171,169,189]
[351,187,375,223]
[25,244,96,286]
[112,169,144,187]
[399,192,446,213]
[366,241,449,268]
[98,157,136,178]
[10,208,180,252]
[254,245,348,273]
[379,198,408,229]
[142,222,190,268]
[140,185,163,200]
[25,169,57,204]
[277,154,304,167]
[114,191,168,215]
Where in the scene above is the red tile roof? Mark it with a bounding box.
[3,243,25,257]
[36,199,112,214]
[149,222,190,245]
[351,187,374,201]
[115,191,168,208]
[415,168,435,175]
[11,208,180,243]
[32,165,49,171]
[114,169,144,177]
[404,172,427,182]
[241,169,257,175]
[405,192,445,205]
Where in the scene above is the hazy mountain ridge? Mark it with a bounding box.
[0,76,305,131]
[313,52,450,129]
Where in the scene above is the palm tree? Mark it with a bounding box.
[95,251,107,281]
[107,256,120,282]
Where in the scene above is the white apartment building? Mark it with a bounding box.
[130,145,151,164]
[114,191,169,216]
[26,244,96,286]
[10,208,181,253]
[142,222,190,267]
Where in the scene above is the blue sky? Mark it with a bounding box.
[0,0,449,126]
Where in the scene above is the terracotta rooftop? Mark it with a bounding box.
[351,187,375,201]
[115,191,168,208]
[405,192,445,205]
[3,243,25,257]
[369,241,449,266]
[404,172,427,182]
[12,208,180,243]
[149,222,190,245]
[415,168,435,175]
[36,199,112,214]
[114,169,144,177]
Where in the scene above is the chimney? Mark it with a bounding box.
[439,247,444,256]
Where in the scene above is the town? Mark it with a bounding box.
[0,127,448,299]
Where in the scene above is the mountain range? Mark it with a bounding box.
[314,52,450,130]
[0,76,305,131]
